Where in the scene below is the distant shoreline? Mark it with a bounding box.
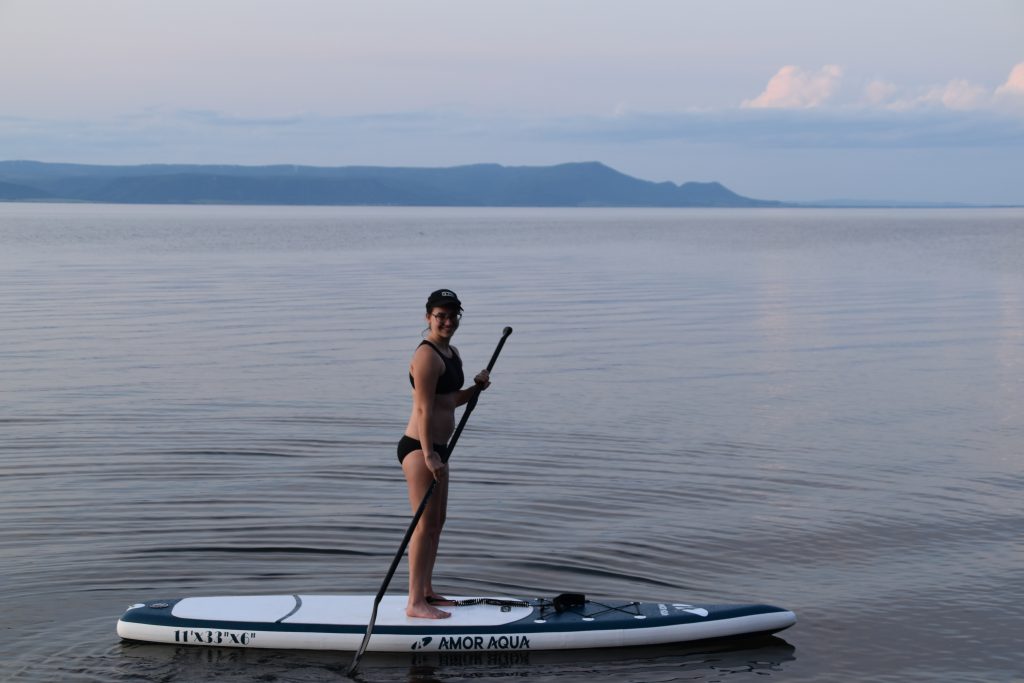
[1,197,1020,210]
[1,160,1019,209]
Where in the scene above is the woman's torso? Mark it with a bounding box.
[405,340,464,443]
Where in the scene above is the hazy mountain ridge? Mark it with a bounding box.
[0,160,779,207]
[0,179,52,200]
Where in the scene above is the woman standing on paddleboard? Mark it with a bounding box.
[398,289,490,619]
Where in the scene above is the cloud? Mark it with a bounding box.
[863,80,899,107]
[0,108,497,165]
[742,65,842,109]
[920,79,990,111]
[531,108,1024,150]
[995,62,1024,100]
[863,63,1024,112]
[175,110,304,126]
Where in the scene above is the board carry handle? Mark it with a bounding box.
[347,326,513,678]
[553,593,587,613]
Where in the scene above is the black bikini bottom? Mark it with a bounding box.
[397,435,450,464]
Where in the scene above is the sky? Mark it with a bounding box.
[1,0,1022,203]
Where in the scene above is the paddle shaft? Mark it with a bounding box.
[347,326,512,676]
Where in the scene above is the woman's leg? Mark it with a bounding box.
[401,450,450,619]
[423,473,451,604]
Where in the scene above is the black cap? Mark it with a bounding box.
[427,289,463,310]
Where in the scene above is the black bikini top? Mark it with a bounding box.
[409,340,464,395]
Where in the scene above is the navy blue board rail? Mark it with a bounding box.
[117,594,795,652]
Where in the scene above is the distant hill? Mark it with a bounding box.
[0,179,52,200]
[0,160,780,207]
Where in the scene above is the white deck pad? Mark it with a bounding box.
[172,595,533,628]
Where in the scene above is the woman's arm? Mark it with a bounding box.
[455,368,490,407]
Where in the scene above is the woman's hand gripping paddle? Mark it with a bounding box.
[347,326,512,677]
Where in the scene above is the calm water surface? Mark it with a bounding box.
[1,204,1022,682]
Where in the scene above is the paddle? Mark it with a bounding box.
[347,326,513,677]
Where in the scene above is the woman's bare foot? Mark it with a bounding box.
[426,594,458,607]
[406,601,451,619]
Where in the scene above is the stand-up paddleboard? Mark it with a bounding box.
[117,593,795,652]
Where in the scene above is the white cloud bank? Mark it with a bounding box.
[742,65,843,109]
[746,62,1024,113]
[866,76,1004,111]
[866,61,1024,112]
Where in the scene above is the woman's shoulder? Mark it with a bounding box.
[416,339,458,358]
[413,341,445,364]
